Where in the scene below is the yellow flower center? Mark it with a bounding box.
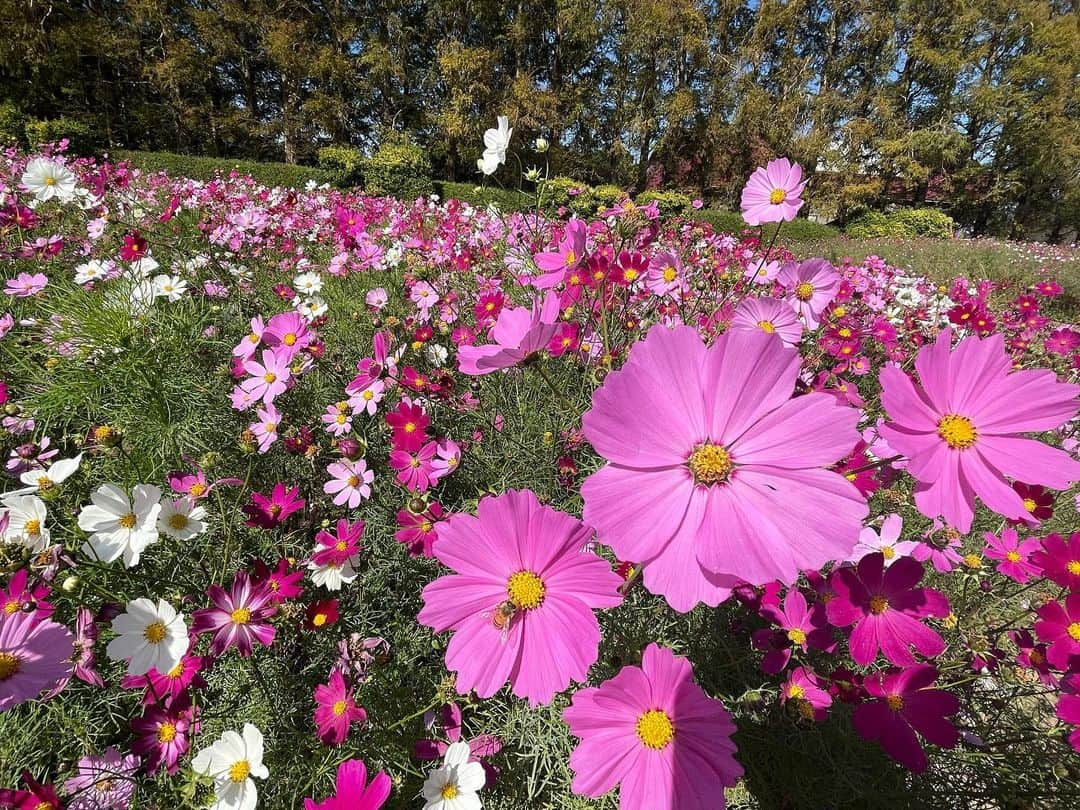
[757,319,776,334]
[284,333,297,346]
[167,662,184,678]
[688,444,733,485]
[869,595,889,615]
[635,709,675,750]
[335,540,347,552]
[794,282,815,301]
[441,783,459,800]
[963,554,982,569]
[1068,622,1080,642]
[3,601,17,614]
[231,607,252,625]
[44,176,57,186]
[507,570,546,610]
[157,722,177,743]
[332,699,347,716]
[229,760,250,783]
[564,250,576,266]
[885,694,904,712]
[1006,551,1021,562]
[1022,498,1037,513]
[404,422,417,433]
[937,414,977,449]
[24,518,41,535]
[335,414,347,425]
[168,513,189,530]
[838,327,852,338]
[769,188,787,205]
[313,613,327,627]
[786,684,805,700]
[787,628,807,646]
[347,475,360,487]
[881,545,895,560]
[143,621,167,644]
[1067,561,1080,576]
[189,483,207,497]
[420,521,433,533]
[0,651,20,680]
[663,266,677,282]
[362,390,374,400]
[36,476,53,491]
[263,372,277,383]
[624,268,639,281]
[118,512,138,529]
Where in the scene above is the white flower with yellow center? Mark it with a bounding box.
[14,453,83,495]
[156,497,208,541]
[192,723,268,810]
[0,493,50,552]
[74,259,110,285]
[293,271,323,295]
[106,597,188,675]
[152,273,189,302]
[21,157,77,202]
[77,483,162,567]
[422,741,485,810]
[306,557,358,591]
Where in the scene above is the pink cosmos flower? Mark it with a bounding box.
[389,442,437,492]
[321,401,352,437]
[385,399,430,452]
[745,257,781,284]
[753,589,832,674]
[531,219,587,289]
[251,403,281,453]
[242,483,305,528]
[121,651,208,704]
[779,258,840,329]
[191,571,277,657]
[645,251,685,296]
[4,273,48,298]
[1058,677,1080,754]
[130,691,197,775]
[63,747,139,810]
[457,291,562,375]
[1,569,53,620]
[847,513,919,567]
[349,379,385,415]
[827,553,950,667]
[730,296,803,346]
[852,665,959,773]
[431,439,461,481]
[1045,328,1080,357]
[314,669,367,746]
[304,759,391,810]
[1031,532,1080,590]
[983,528,1042,583]
[233,316,265,359]
[563,643,743,810]
[310,519,365,568]
[1034,594,1080,670]
[0,770,62,809]
[395,502,445,557]
[263,310,313,357]
[581,325,866,611]
[418,489,623,706]
[0,610,74,711]
[241,348,292,405]
[879,330,1080,532]
[740,157,805,225]
[251,558,304,602]
[324,458,374,508]
[781,666,832,721]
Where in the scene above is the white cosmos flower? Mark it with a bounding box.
[21,158,77,202]
[293,271,323,295]
[78,483,162,567]
[157,497,207,541]
[0,494,50,552]
[296,297,327,321]
[74,259,110,285]
[306,559,358,591]
[192,723,268,810]
[15,453,83,495]
[129,256,160,277]
[479,115,512,176]
[152,274,188,302]
[422,741,485,810]
[106,597,188,676]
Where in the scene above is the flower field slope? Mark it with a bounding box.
[0,144,1079,810]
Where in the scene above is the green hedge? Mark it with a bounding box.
[846,207,954,239]
[635,189,694,217]
[433,181,534,210]
[362,142,433,200]
[317,145,365,187]
[689,209,840,241]
[113,150,334,188]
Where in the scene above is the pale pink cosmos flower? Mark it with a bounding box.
[846,513,919,567]
[730,297,803,347]
[241,348,292,405]
[457,291,562,376]
[251,404,281,454]
[740,158,806,225]
[779,258,840,329]
[324,458,374,508]
[5,272,48,297]
[531,219,587,289]
[348,379,385,416]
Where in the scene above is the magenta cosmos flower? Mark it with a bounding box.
[191,571,277,657]
[781,666,832,721]
[580,325,866,611]
[418,489,623,706]
[130,691,196,775]
[740,157,805,225]
[457,291,562,375]
[531,219,587,289]
[0,609,74,712]
[827,553,949,667]
[852,665,959,773]
[314,669,367,746]
[304,759,391,810]
[778,258,840,329]
[1034,593,1080,670]
[1031,532,1080,590]
[983,528,1042,583]
[879,330,1080,532]
[563,643,742,810]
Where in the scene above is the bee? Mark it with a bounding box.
[482,600,518,643]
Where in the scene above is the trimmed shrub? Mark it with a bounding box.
[0,101,27,147]
[362,141,433,200]
[846,207,954,239]
[635,189,693,217]
[113,150,334,188]
[25,117,98,154]
[433,181,534,211]
[688,209,840,241]
[317,145,365,188]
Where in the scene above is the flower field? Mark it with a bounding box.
[1,141,1079,810]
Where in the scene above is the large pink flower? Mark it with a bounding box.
[778,258,840,329]
[417,489,623,706]
[563,643,743,810]
[457,292,562,375]
[581,325,867,611]
[531,219,587,289]
[740,157,805,225]
[879,330,1080,532]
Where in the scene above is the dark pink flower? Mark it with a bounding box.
[827,554,950,667]
[753,588,832,674]
[191,571,277,657]
[394,502,444,557]
[303,758,391,810]
[853,665,959,773]
[1034,594,1080,670]
[983,528,1041,583]
[313,669,367,746]
[385,399,430,452]
[131,691,197,775]
[1031,532,1080,590]
[242,483,305,529]
[781,666,832,721]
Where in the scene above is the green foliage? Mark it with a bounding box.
[635,189,694,217]
[433,180,534,211]
[0,100,26,147]
[690,209,840,241]
[846,208,955,239]
[362,141,433,199]
[113,150,333,188]
[317,145,365,187]
[24,117,97,154]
